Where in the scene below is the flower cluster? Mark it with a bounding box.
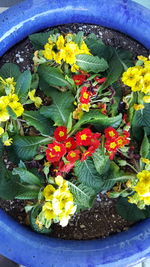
[104,127,130,159]
[128,170,150,207]
[46,126,101,169]
[42,33,91,72]
[28,89,42,108]
[122,56,150,110]
[36,176,76,227]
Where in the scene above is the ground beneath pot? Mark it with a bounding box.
[0,23,149,240]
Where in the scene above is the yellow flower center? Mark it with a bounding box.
[70,152,76,158]
[59,131,64,137]
[109,131,115,137]
[110,142,117,149]
[66,142,71,148]
[53,145,61,152]
[81,134,87,140]
[83,92,89,99]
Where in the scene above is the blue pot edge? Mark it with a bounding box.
[0,0,150,266]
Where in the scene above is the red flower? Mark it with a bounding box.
[123,130,130,138]
[79,86,91,104]
[67,150,80,163]
[64,137,77,152]
[105,139,118,152]
[116,136,128,148]
[81,149,93,161]
[72,74,87,85]
[76,128,93,146]
[46,142,66,162]
[54,126,67,142]
[104,127,118,140]
[109,151,116,160]
[95,77,106,84]
[89,133,101,150]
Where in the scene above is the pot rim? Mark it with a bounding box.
[0,0,150,266]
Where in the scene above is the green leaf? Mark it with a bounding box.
[40,90,74,126]
[0,63,21,80]
[12,167,42,186]
[74,158,104,192]
[68,180,96,209]
[92,148,110,175]
[30,205,52,233]
[12,135,52,160]
[23,110,54,135]
[38,64,71,88]
[7,106,17,120]
[16,70,32,103]
[74,31,84,46]
[140,132,150,159]
[100,48,133,90]
[116,197,146,222]
[29,29,58,50]
[132,104,150,128]
[15,186,39,199]
[76,54,108,73]
[72,110,122,132]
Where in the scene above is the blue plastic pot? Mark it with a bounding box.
[0,0,150,266]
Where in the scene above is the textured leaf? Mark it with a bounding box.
[116,197,146,222]
[38,64,71,88]
[74,158,104,192]
[15,186,39,199]
[0,63,21,80]
[12,135,51,160]
[101,48,133,90]
[140,132,150,159]
[92,149,110,175]
[132,104,150,127]
[68,181,96,209]
[29,29,58,50]
[73,110,122,132]
[40,90,74,126]
[12,168,42,186]
[16,70,32,103]
[76,54,108,73]
[23,110,54,135]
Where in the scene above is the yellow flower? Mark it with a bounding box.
[131,76,143,92]
[63,43,79,65]
[9,101,24,117]
[52,190,74,215]
[137,55,147,62]
[143,95,150,103]
[79,41,91,55]
[133,104,144,111]
[43,43,54,60]
[7,94,19,104]
[43,184,56,201]
[56,35,65,50]
[73,105,84,120]
[142,73,150,94]
[122,67,141,87]
[0,127,4,136]
[42,202,57,220]
[141,158,150,164]
[59,202,76,227]
[81,103,91,112]
[71,64,80,73]
[0,101,9,122]
[53,50,64,64]
[3,138,13,146]
[5,77,16,93]
[144,60,150,67]
[28,89,42,108]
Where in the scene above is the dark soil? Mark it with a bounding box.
[0,23,149,240]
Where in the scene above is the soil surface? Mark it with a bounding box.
[0,23,149,240]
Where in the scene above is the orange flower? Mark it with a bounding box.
[64,137,77,152]
[46,142,66,162]
[104,127,118,140]
[67,150,80,163]
[76,128,93,146]
[54,126,67,142]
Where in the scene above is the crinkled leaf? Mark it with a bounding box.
[73,110,122,132]
[12,167,42,186]
[29,29,58,50]
[40,90,74,126]
[68,181,96,209]
[74,158,104,193]
[92,148,110,175]
[116,197,146,222]
[0,63,21,80]
[76,54,108,73]
[38,64,71,88]
[132,104,150,128]
[23,110,54,135]
[16,70,32,103]
[12,135,51,160]
[140,132,150,159]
